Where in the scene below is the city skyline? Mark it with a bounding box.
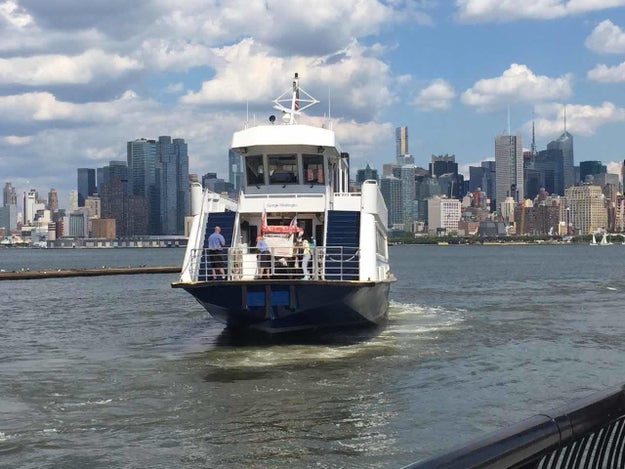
[1,1,625,205]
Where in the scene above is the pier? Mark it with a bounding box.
[0,265,181,281]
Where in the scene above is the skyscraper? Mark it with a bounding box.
[128,138,158,233]
[395,126,408,159]
[547,131,574,189]
[157,136,189,235]
[3,182,17,206]
[380,177,402,227]
[356,164,379,185]
[127,136,189,235]
[77,168,96,207]
[23,189,38,225]
[579,160,607,183]
[48,188,58,213]
[495,133,524,212]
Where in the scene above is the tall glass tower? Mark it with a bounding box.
[547,131,574,189]
[77,168,96,207]
[395,126,408,159]
[495,133,524,212]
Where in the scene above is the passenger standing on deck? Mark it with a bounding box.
[256,235,271,278]
[301,235,311,280]
[208,226,226,280]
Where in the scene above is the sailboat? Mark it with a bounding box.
[600,233,612,246]
[590,233,597,246]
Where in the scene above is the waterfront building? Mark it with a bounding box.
[77,168,96,207]
[99,161,133,237]
[495,134,524,213]
[91,218,116,239]
[3,182,17,206]
[428,196,461,235]
[68,209,90,238]
[565,184,607,235]
[0,204,17,231]
[514,205,536,235]
[380,176,402,228]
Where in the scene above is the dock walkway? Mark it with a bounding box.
[0,266,181,281]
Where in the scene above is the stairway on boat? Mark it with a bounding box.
[199,211,236,281]
[325,210,360,280]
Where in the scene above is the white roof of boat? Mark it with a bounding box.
[231,124,337,150]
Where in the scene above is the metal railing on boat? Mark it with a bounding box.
[187,246,360,282]
[403,383,625,469]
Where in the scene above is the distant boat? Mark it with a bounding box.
[590,233,597,246]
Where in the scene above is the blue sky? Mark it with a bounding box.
[2,0,625,205]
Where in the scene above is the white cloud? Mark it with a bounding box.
[3,135,32,145]
[456,0,625,23]
[0,1,34,28]
[413,79,456,111]
[0,49,142,86]
[181,39,393,121]
[139,39,216,71]
[588,61,625,82]
[462,64,572,111]
[530,102,625,136]
[158,0,411,56]
[0,90,150,123]
[606,161,623,174]
[585,20,625,53]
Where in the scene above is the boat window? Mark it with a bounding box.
[303,154,324,185]
[268,154,298,184]
[245,155,265,185]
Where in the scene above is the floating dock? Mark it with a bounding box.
[0,266,181,281]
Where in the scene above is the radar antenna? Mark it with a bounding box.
[273,73,319,124]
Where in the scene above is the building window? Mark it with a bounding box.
[268,154,298,184]
[245,155,265,186]
[303,154,324,184]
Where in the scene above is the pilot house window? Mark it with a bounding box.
[268,154,298,184]
[303,154,324,184]
[246,155,265,185]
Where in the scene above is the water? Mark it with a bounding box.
[1,245,625,468]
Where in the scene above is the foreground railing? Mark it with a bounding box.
[404,384,625,469]
[189,246,360,282]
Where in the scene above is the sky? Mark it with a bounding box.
[2,0,625,206]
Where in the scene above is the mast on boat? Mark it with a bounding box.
[272,72,319,125]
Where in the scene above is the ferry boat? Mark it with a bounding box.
[172,73,395,333]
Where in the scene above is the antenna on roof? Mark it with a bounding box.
[563,104,567,133]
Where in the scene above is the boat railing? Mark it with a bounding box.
[188,246,359,282]
[403,383,625,469]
